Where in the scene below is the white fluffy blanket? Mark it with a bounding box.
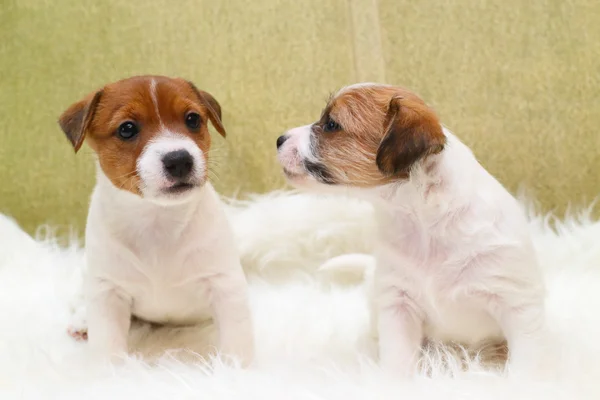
[1,191,599,399]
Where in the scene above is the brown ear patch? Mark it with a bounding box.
[186,81,227,138]
[58,90,103,153]
[376,96,446,176]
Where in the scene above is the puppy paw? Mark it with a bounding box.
[220,339,255,368]
[67,304,88,342]
[379,360,415,380]
[67,326,88,342]
[378,351,418,379]
[506,352,548,379]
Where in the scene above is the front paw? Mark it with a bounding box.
[220,337,255,368]
[506,341,547,378]
[379,354,417,379]
[87,341,129,366]
[67,326,88,342]
[67,304,88,342]
[378,340,420,379]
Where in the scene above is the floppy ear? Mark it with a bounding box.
[375,96,446,176]
[186,81,227,138]
[58,90,103,153]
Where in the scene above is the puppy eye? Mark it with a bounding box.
[185,112,201,131]
[323,117,341,133]
[117,121,139,140]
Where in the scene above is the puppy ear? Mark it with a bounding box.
[376,96,446,176]
[58,90,103,153]
[186,81,227,138]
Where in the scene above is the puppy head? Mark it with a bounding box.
[59,75,226,204]
[276,83,445,190]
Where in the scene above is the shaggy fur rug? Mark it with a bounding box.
[0,191,599,399]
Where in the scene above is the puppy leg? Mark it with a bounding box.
[376,287,424,378]
[65,279,88,341]
[475,285,546,375]
[497,301,546,375]
[86,284,132,361]
[67,302,88,341]
[209,270,255,367]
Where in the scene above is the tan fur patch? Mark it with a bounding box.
[311,85,446,186]
[58,76,225,195]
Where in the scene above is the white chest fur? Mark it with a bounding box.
[85,173,239,326]
[79,171,253,366]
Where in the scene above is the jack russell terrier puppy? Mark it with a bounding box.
[58,75,254,366]
[276,83,546,376]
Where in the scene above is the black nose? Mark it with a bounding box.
[162,150,193,179]
[276,135,288,149]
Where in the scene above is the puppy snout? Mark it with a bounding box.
[162,150,193,180]
[276,135,289,149]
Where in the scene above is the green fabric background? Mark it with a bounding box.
[1,0,599,234]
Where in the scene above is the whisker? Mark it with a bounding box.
[207,168,220,182]
[113,170,137,181]
[118,175,137,191]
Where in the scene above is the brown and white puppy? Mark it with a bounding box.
[277,83,546,377]
[59,75,254,365]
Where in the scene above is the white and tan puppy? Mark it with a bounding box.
[59,75,254,366]
[276,83,546,376]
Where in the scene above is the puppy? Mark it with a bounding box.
[58,75,254,366]
[276,83,546,376]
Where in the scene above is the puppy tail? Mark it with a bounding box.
[317,253,375,285]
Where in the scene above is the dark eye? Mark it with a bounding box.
[185,112,201,131]
[323,117,341,132]
[117,121,139,140]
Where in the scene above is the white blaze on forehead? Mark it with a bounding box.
[149,79,164,127]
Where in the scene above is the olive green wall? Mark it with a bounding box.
[1,0,599,234]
